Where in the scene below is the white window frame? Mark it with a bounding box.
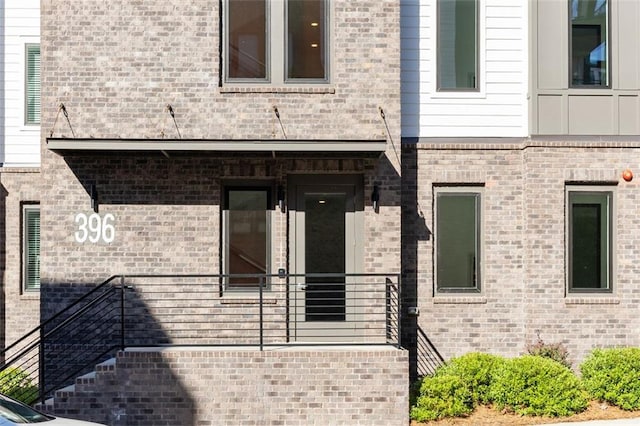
[223,0,331,86]
[566,186,615,293]
[22,204,40,292]
[434,186,483,293]
[431,0,486,99]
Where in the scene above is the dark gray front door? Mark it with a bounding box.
[289,175,363,341]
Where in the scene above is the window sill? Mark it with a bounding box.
[433,296,487,305]
[220,85,335,94]
[565,297,620,305]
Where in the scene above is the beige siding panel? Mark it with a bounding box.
[536,0,567,90]
[537,95,564,134]
[618,96,640,135]
[616,0,640,90]
[568,96,615,135]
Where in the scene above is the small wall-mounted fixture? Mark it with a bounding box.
[622,169,633,182]
[90,184,99,213]
[371,185,380,213]
[277,185,285,212]
[408,306,420,317]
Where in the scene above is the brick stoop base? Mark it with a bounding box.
[41,346,409,426]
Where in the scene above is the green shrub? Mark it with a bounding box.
[526,335,571,369]
[437,352,506,405]
[580,347,640,410]
[410,353,506,421]
[490,355,588,417]
[410,374,473,422]
[0,367,38,404]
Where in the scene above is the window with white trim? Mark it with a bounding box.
[225,0,329,84]
[25,44,40,125]
[437,0,478,91]
[435,188,482,292]
[22,205,40,292]
[567,187,613,292]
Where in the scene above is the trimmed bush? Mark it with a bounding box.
[581,347,640,410]
[410,374,473,422]
[490,355,588,417]
[410,353,506,421]
[437,352,506,405]
[0,367,38,404]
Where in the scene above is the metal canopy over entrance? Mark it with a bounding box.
[46,138,387,158]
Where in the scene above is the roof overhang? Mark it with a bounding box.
[46,138,387,158]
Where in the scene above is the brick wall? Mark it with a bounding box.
[0,168,42,348]
[47,347,408,426]
[41,1,400,140]
[404,140,640,370]
[39,0,401,316]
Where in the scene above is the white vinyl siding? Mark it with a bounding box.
[401,0,528,138]
[2,0,41,166]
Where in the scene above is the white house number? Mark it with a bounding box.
[74,213,116,244]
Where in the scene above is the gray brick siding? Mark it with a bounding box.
[403,139,640,373]
[0,168,42,349]
[46,347,408,426]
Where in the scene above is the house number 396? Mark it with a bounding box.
[74,213,116,244]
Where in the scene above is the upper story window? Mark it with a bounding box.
[435,188,482,293]
[570,0,609,87]
[567,187,614,292]
[225,0,329,84]
[437,0,478,91]
[25,43,40,125]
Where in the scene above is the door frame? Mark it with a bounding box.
[287,174,365,341]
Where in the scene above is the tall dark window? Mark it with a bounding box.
[435,191,481,292]
[437,0,478,90]
[570,0,609,87]
[287,0,326,80]
[227,0,267,79]
[568,190,612,291]
[223,188,270,288]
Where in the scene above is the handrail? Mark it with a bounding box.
[0,273,401,405]
[1,275,120,357]
[2,288,118,369]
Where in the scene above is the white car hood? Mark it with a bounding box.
[45,418,105,426]
[0,416,105,426]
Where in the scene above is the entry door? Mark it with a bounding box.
[289,176,363,342]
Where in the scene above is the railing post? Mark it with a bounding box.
[38,328,45,404]
[120,276,126,351]
[259,276,264,351]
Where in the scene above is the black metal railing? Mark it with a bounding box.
[0,273,400,404]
